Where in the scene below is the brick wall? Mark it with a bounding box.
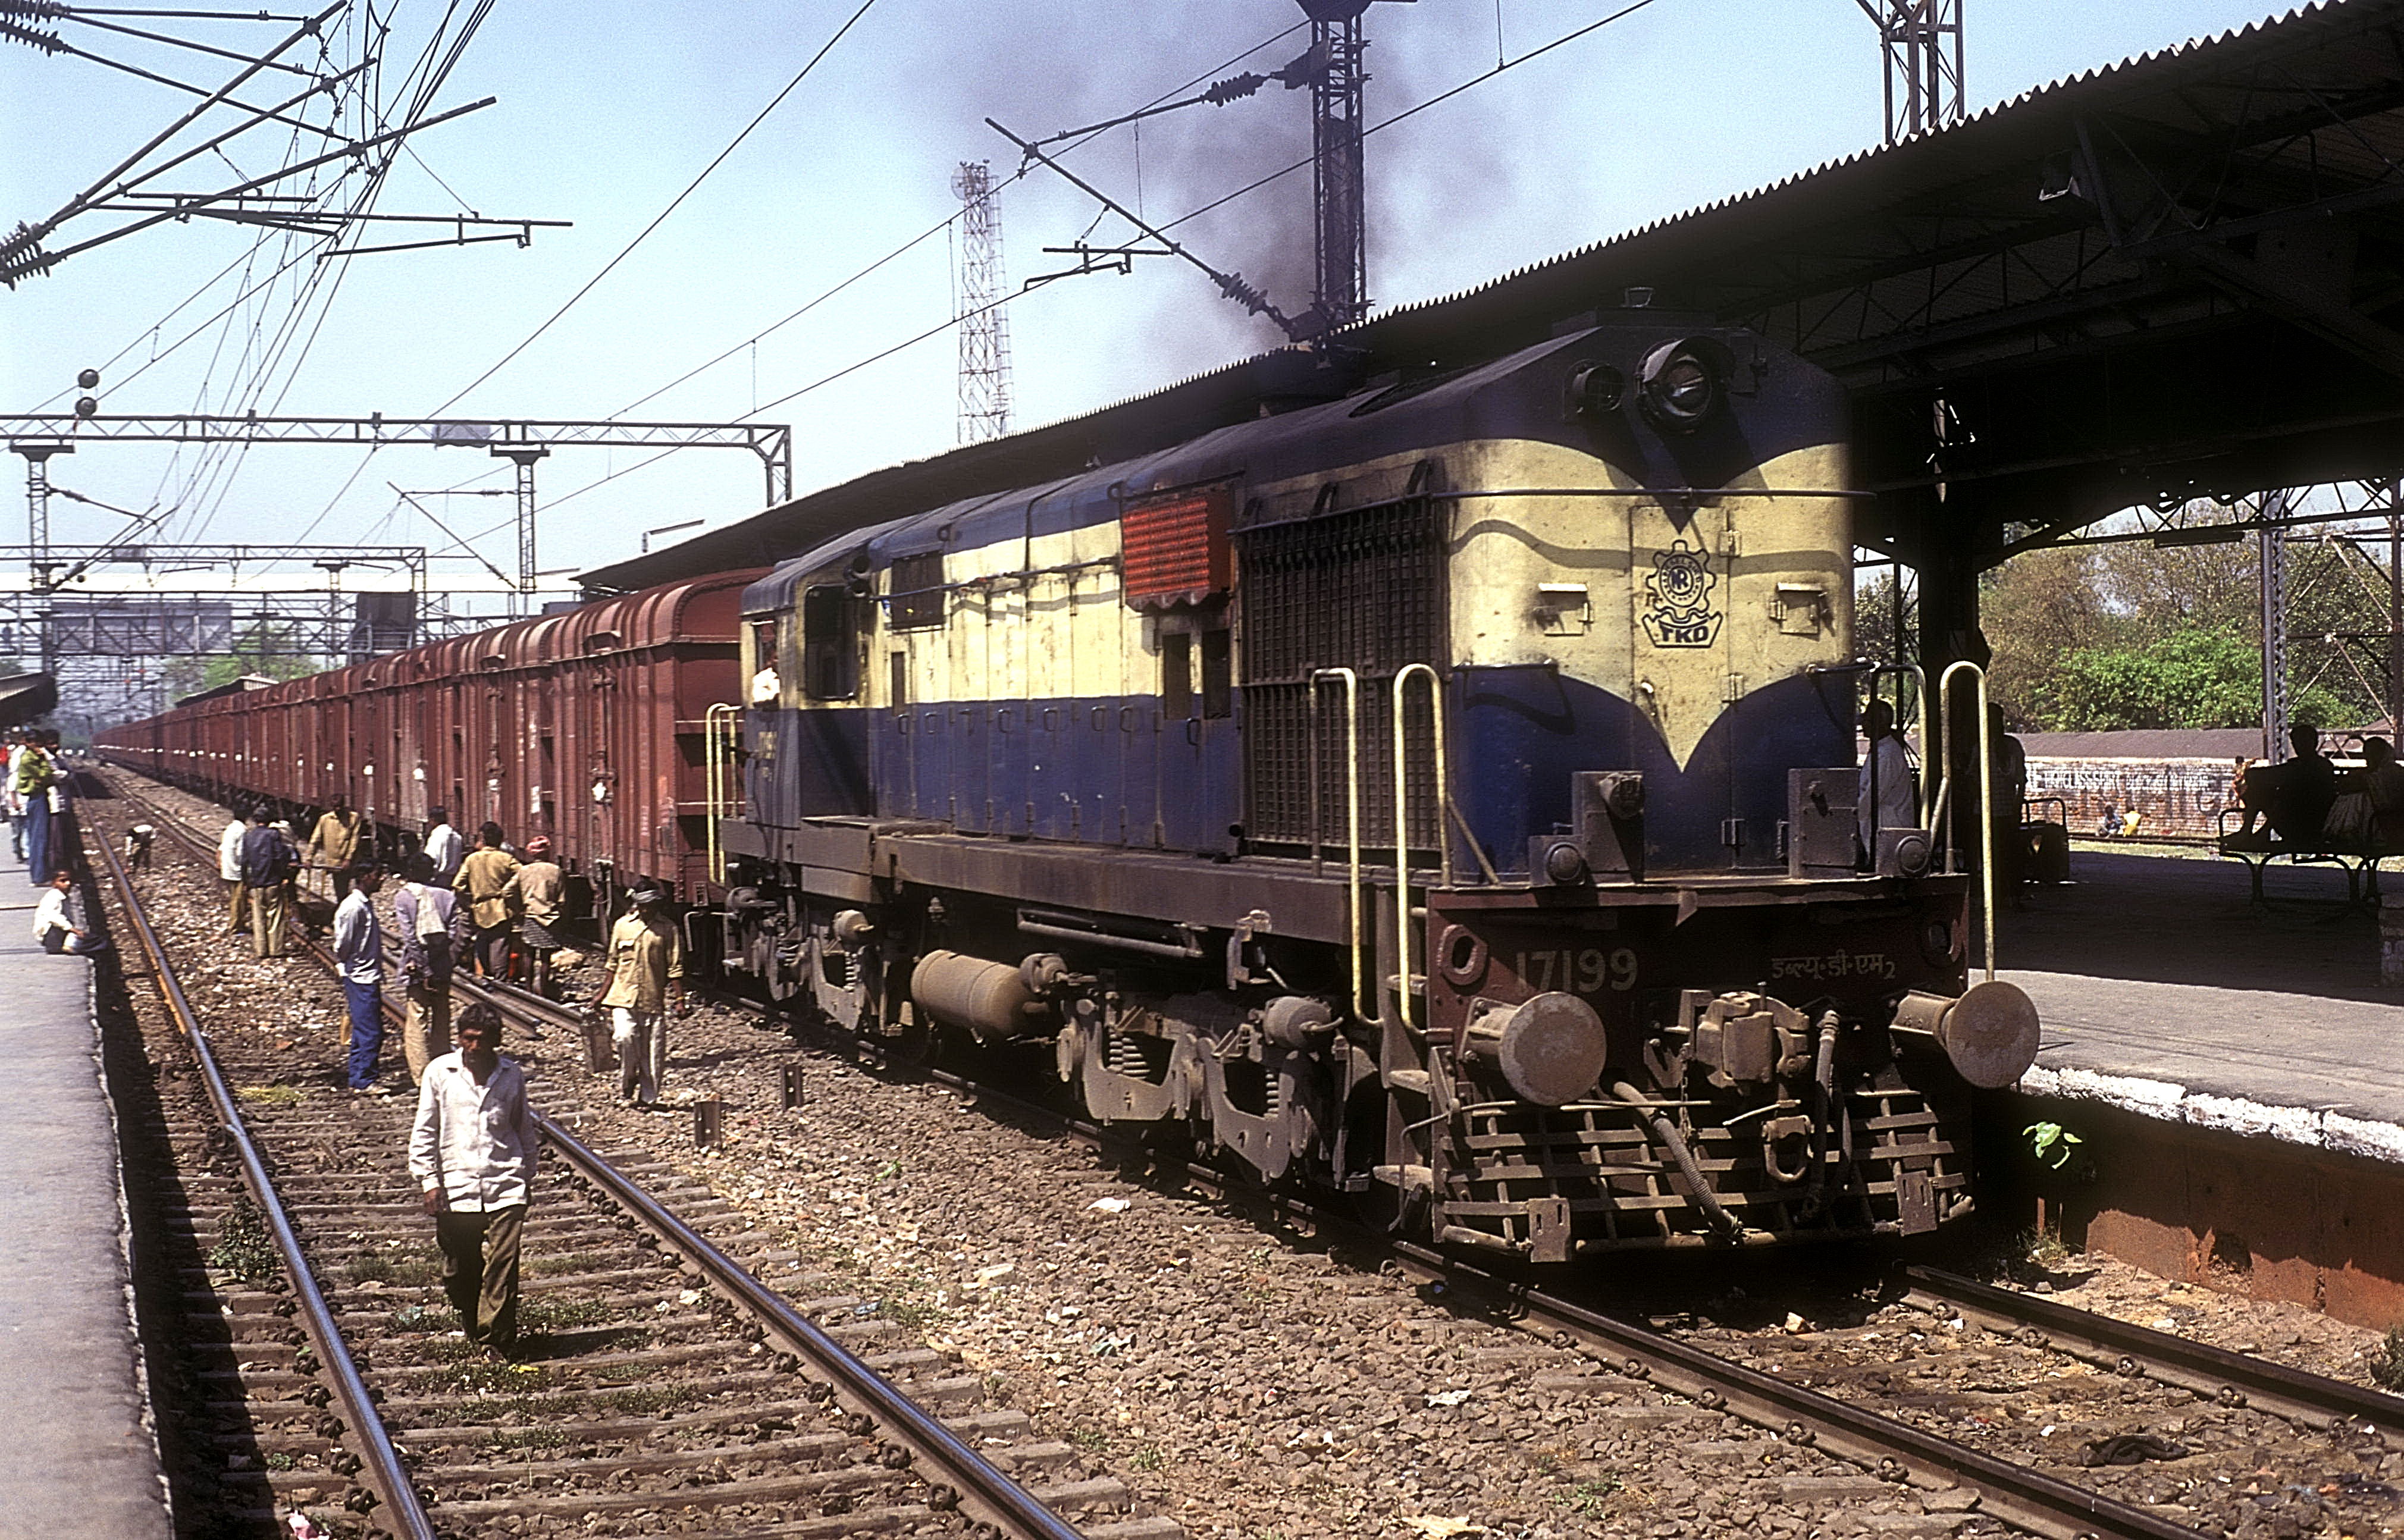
[2023,758,2236,841]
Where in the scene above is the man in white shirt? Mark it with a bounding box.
[218,809,248,934]
[33,868,108,955]
[5,735,24,862]
[422,807,465,885]
[1857,698,1919,865]
[408,1003,536,1352]
[334,861,387,1092]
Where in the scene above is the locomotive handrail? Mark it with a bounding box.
[1392,663,1450,1036]
[703,700,739,887]
[1311,666,1367,1023]
[1934,660,1996,981]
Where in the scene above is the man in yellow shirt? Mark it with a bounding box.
[309,795,366,902]
[451,823,522,981]
[597,885,682,1108]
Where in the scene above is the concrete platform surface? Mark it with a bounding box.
[0,838,171,1536]
[2001,849,2404,1158]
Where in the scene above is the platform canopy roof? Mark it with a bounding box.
[584,0,2404,594]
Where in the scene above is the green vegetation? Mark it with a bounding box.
[1559,1477,1623,1518]
[1128,1444,1164,1472]
[2370,1328,2404,1393]
[205,1193,280,1283]
[235,1084,303,1108]
[1978,534,2365,732]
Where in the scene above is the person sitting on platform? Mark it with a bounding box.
[2229,724,2340,849]
[34,869,109,955]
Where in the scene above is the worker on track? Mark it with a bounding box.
[218,806,248,934]
[423,806,465,885]
[506,835,565,997]
[453,823,522,980]
[335,860,389,1094]
[239,806,298,958]
[311,795,365,903]
[394,854,459,1086]
[409,1003,537,1355]
[598,885,683,1109]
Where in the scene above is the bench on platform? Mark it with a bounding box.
[2217,808,2400,913]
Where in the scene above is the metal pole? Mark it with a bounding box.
[14,442,71,676]
[493,445,548,616]
[2387,492,2401,735]
[2261,489,2292,760]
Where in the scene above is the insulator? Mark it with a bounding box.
[0,0,67,17]
[1202,71,1266,106]
[0,15,61,51]
[1215,271,1271,315]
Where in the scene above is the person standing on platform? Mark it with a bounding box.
[311,796,365,903]
[424,807,465,885]
[240,807,297,958]
[452,823,521,980]
[409,1003,536,1353]
[43,733,76,864]
[6,734,26,862]
[394,855,459,1086]
[218,807,249,933]
[505,836,565,996]
[17,736,54,887]
[1855,698,1917,865]
[598,885,682,1108]
[334,861,388,1093]
[34,869,109,955]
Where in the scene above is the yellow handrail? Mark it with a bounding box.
[703,701,740,889]
[1933,660,1995,981]
[1310,667,1366,1023]
[1391,663,1450,1033]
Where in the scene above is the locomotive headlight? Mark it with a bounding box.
[1638,338,1730,431]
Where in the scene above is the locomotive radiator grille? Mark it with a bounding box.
[1237,495,1447,853]
[1440,1089,1965,1254]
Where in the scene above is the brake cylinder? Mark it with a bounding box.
[908,950,1052,1042]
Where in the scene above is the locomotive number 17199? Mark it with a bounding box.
[1514,947,1639,995]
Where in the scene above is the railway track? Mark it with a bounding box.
[98,761,2404,1539]
[84,773,1104,1540]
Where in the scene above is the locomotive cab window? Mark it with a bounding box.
[748,620,782,704]
[1161,633,1192,719]
[801,585,858,700]
[1199,627,1231,719]
[888,551,945,631]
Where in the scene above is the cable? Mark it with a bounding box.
[534,1,1674,522]
[427,0,883,417]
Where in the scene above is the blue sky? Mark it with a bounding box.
[0,0,2308,595]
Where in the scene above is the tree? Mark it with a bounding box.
[156,623,322,702]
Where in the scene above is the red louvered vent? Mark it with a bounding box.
[1120,487,1231,609]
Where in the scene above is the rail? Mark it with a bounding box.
[1904,1265,2404,1437]
[1933,660,1996,980]
[96,766,1089,1540]
[90,819,439,1539]
[703,700,740,887]
[1309,667,1368,1023]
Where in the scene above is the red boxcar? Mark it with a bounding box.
[95,571,764,902]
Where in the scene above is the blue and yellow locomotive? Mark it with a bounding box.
[720,311,2036,1257]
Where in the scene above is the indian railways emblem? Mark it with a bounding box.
[1641,540,1722,648]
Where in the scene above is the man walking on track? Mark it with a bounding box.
[335,860,388,1093]
[423,807,465,885]
[598,885,682,1108]
[218,807,248,933]
[311,796,365,903]
[506,836,565,996]
[409,1003,536,1354]
[240,807,297,958]
[394,855,459,1085]
[453,823,521,980]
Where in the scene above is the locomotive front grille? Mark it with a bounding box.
[1238,495,1447,853]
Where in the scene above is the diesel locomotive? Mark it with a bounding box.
[101,310,2038,1261]
[719,311,2036,1259]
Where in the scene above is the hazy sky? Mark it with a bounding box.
[0,0,2305,597]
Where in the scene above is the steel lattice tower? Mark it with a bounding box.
[1301,0,1371,334]
[952,161,1014,445]
[1863,0,1964,143]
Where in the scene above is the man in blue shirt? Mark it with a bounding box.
[334,860,387,1093]
[239,809,297,958]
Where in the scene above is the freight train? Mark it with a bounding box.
[99,312,2038,1260]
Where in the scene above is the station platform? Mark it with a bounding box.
[0,837,171,1536]
[2001,848,2404,1153]
[1994,848,2404,1323]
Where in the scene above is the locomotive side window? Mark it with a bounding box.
[1199,628,1232,719]
[889,551,945,631]
[1161,632,1193,719]
[801,585,858,700]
